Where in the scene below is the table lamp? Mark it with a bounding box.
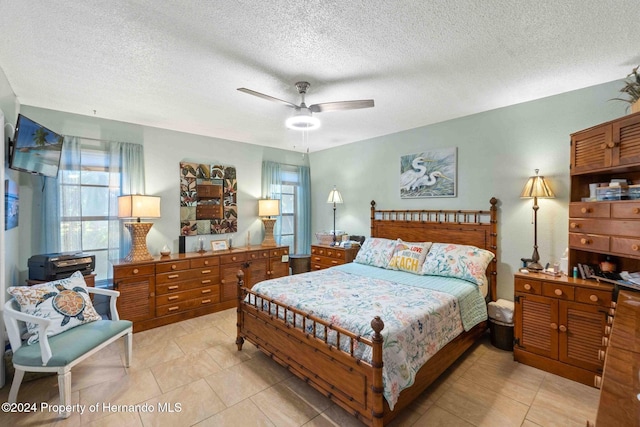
[258,198,280,247]
[327,186,343,246]
[118,194,161,262]
[520,169,554,271]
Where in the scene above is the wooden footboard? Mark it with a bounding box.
[236,271,386,426]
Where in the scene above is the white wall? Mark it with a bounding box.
[308,80,628,300]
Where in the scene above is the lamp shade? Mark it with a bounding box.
[327,186,343,204]
[258,199,280,217]
[520,170,555,199]
[118,195,161,220]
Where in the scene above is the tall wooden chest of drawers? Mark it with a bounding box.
[310,244,359,271]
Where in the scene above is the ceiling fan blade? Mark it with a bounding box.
[309,99,374,113]
[237,88,298,109]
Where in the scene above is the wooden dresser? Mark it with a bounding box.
[513,272,614,386]
[310,244,359,271]
[112,245,289,332]
[591,290,640,427]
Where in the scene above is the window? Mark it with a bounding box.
[58,140,120,282]
[278,168,299,252]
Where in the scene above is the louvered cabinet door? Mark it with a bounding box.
[558,301,607,372]
[514,293,559,360]
[571,124,611,174]
[612,113,640,168]
[114,275,156,323]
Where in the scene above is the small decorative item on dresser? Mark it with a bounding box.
[160,244,171,256]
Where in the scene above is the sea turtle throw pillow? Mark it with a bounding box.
[8,271,101,344]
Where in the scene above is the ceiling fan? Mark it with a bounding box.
[237,81,374,130]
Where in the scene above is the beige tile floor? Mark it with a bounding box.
[0,308,600,426]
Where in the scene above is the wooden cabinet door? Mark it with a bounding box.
[220,263,244,302]
[114,275,156,322]
[246,258,268,288]
[612,113,640,168]
[558,301,606,372]
[270,256,289,279]
[571,124,611,174]
[515,293,559,360]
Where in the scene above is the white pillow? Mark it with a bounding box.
[354,237,397,268]
[421,243,494,287]
[8,271,101,344]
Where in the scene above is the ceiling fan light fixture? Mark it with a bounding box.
[285,108,320,130]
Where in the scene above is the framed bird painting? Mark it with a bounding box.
[400,147,457,198]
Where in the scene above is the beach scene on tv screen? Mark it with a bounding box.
[12,118,63,176]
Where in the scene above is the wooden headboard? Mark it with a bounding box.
[370,198,498,301]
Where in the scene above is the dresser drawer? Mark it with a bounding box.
[569,233,610,252]
[611,237,640,257]
[113,263,155,279]
[574,287,612,306]
[611,202,640,219]
[156,276,220,295]
[156,260,191,273]
[514,277,542,294]
[190,257,219,268]
[156,294,218,316]
[311,246,326,256]
[156,285,219,306]
[220,252,247,264]
[156,266,219,284]
[270,248,289,257]
[248,250,269,261]
[324,248,344,260]
[542,282,575,300]
[569,202,610,218]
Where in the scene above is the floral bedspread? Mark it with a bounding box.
[249,265,486,410]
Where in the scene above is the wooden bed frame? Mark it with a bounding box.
[236,198,498,426]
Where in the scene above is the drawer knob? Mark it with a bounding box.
[524,283,531,291]
[168,285,179,290]
[202,269,211,274]
[133,268,139,274]
[204,260,209,265]
[168,295,179,301]
[632,244,639,251]
[580,238,591,245]
[559,325,567,332]
[599,142,607,150]
[570,222,579,229]
[581,207,590,214]
[201,289,211,294]
[201,299,211,304]
[589,294,598,302]
[221,279,226,284]
[550,323,558,330]
[171,264,177,270]
[554,288,563,296]
[607,141,616,149]
[633,208,640,214]
[168,274,179,279]
[168,306,179,312]
[232,256,237,261]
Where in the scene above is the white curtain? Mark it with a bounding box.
[42,137,145,280]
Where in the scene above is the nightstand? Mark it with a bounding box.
[310,244,359,271]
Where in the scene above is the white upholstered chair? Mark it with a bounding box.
[3,287,132,418]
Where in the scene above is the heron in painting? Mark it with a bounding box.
[412,171,452,189]
[400,157,431,191]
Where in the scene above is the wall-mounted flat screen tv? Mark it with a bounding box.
[9,114,64,177]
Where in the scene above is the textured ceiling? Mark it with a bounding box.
[0,1,638,153]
